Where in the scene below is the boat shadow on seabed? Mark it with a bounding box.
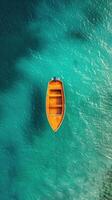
[24,84,46,144]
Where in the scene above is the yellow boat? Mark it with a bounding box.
[46,77,65,132]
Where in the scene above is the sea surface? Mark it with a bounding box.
[0,0,112,199]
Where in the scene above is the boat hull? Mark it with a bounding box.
[46,78,65,132]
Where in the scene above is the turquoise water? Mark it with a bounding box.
[0,0,112,199]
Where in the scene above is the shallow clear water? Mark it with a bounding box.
[0,0,112,199]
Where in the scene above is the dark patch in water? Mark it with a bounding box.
[23,33,44,54]
[85,8,102,25]
[5,143,17,157]
[31,87,42,130]
[68,29,88,41]
[24,84,46,143]
[32,86,46,129]
[10,193,19,200]
[0,0,39,35]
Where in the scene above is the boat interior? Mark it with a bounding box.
[49,89,63,115]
